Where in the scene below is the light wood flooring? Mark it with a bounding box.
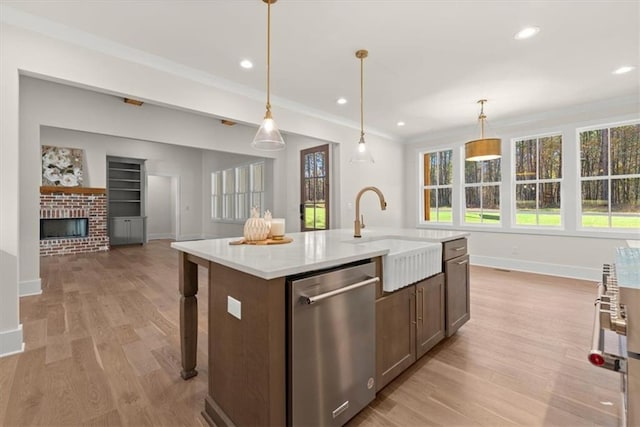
[0,240,622,426]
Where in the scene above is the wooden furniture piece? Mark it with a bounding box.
[443,238,470,336]
[416,273,446,358]
[174,233,469,425]
[375,273,445,391]
[178,252,286,427]
[106,156,146,245]
[375,284,416,391]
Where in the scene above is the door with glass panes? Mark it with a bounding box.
[300,145,330,231]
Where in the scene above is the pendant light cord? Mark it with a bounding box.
[266,0,271,113]
[478,99,486,139]
[360,55,364,138]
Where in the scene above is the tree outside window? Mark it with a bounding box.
[420,150,453,223]
[579,123,639,229]
[514,134,562,226]
[464,158,501,224]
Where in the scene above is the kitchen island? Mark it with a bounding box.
[171,228,469,426]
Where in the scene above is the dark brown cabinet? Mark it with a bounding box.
[375,285,416,391]
[416,273,445,358]
[443,239,470,337]
[374,238,469,392]
[375,273,446,391]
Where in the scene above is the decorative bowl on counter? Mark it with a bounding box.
[244,207,270,241]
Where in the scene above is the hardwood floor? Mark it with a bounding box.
[0,240,622,426]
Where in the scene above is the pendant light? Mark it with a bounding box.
[465,99,501,161]
[252,0,285,151]
[350,49,374,163]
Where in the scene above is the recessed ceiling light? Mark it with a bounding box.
[240,59,253,69]
[397,121,405,127]
[336,97,347,105]
[613,66,634,75]
[514,26,540,40]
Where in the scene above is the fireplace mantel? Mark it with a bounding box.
[40,186,106,195]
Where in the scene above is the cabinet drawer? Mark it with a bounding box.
[443,238,467,261]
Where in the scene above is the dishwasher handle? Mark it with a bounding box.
[302,277,379,305]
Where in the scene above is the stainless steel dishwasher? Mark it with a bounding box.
[288,260,378,426]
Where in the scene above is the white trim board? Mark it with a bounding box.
[0,324,24,358]
[148,233,175,241]
[470,255,601,282]
[20,278,42,297]
[177,234,205,242]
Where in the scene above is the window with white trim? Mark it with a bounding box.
[464,158,501,224]
[235,165,249,221]
[250,162,265,215]
[579,122,640,229]
[513,134,562,226]
[222,168,235,220]
[211,161,266,221]
[211,171,222,219]
[420,149,453,223]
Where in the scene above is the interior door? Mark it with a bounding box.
[300,145,330,231]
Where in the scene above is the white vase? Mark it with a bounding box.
[244,217,269,241]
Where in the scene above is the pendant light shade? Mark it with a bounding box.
[252,0,285,151]
[465,99,501,161]
[350,49,374,163]
[253,111,285,151]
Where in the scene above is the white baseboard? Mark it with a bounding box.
[148,233,175,240]
[177,234,205,242]
[0,324,24,358]
[202,233,226,240]
[470,255,601,282]
[19,278,42,297]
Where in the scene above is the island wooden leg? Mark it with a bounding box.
[179,251,199,380]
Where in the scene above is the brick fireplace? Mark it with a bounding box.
[40,186,109,256]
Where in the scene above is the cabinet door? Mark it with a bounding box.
[416,273,445,359]
[375,285,416,392]
[445,254,470,337]
[110,218,129,246]
[128,217,145,244]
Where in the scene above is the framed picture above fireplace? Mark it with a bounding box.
[41,145,84,187]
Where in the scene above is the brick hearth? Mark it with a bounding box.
[40,186,109,256]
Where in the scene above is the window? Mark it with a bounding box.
[222,168,235,220]
[301,145,330,231]
[420,150,453,223]
[464,158,501,224]
[211,161,266,221]
[513,134,562,226]
[250,162,265,216]
[579,122,640,229]
[235,165,249,221]
[211,171,222,219]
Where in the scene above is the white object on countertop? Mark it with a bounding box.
[264,210,273,238]
[244,207,269,241]
[271,218,285,238]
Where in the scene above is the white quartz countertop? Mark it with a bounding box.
[170,228,468,280]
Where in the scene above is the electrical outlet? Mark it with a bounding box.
[227,296,241,320]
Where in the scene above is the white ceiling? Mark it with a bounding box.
[3,0,639,142]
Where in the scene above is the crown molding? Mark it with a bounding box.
[1,5,398,142]
[404,94,639,145]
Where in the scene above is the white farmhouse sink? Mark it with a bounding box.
[349,239,442,292]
